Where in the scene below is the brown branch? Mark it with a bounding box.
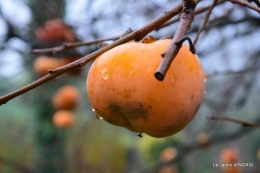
[228,0,260,13]
[0,3,183,106]
[32,36,120,54]
[208,115,260,127]
[193,0,218,45]
[154,0,196,81]
[157,0,225,30]
[249,0,260,7]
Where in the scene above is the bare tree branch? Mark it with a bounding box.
[31,36,120,54]
[248,0,260,7]
[193,0,218,45]
[154,0,196,81]
[0,3,183,106]
[157,0,225,30]
[208,115,260,127]
[228,0,260,13]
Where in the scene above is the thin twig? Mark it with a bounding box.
[228,0,260,13]
[157,0,225,30]
[32,36,120,54]
[193,0,218,45]
[154,0,196,81]
[249,0,260,7]
[0,3,183,106]
[208,115,260,127]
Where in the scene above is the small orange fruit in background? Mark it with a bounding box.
[87,38,206,137]
[33,56,61,76]
[160,147,178,163]
[195,132,209,145]
[35,18,77,43]
[52,85,79,110]
[220,148,239,163]
[53,110,75,128]
[219,148,242,173]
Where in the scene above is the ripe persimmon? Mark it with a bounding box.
[35,18,77,43]
[220,148,239,164]
[220,148,241,173]
[53,110,75,128]
[87,38,206,137]
[52,85,79,110]
[195,132,209,145]
[160,147,178,163]
[33,56,61,76]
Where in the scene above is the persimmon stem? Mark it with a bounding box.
[154,0,196,81]
[175,36,196,54]
[137,132,143,138]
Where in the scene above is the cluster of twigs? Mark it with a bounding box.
[0,0,259,106]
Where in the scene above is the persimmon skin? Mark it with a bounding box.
[53,110,75,128]
[87,39,206,137]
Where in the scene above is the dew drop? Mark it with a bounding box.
[170,74,175,83]
[100,68,109,80]
[204,73,208,82]
[95,113,103,120]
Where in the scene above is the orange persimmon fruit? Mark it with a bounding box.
[86,38,206,137]
[53,110,75,128]
[33,56,61,76]
[160,147,178,163]
[35,18,77,43]
[52,85,79,110]
[220,148,242,173]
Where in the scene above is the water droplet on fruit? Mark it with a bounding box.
[95,113,103,120]
[170,74,175,83]
[100,68,109,80]
[204,73,208,82]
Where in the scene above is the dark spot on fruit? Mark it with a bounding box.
[191,94,194,101]
[105,102,129,126]
[123,101,149,121]
[107,101,149,122]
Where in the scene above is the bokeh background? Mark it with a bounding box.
[0,0,260,173]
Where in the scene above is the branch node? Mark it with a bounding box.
[182,0,196,13]
[48,69,54,74]
[161,53,165,58]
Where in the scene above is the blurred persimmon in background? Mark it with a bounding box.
[53,110,75,128]
[52,85,79,110]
